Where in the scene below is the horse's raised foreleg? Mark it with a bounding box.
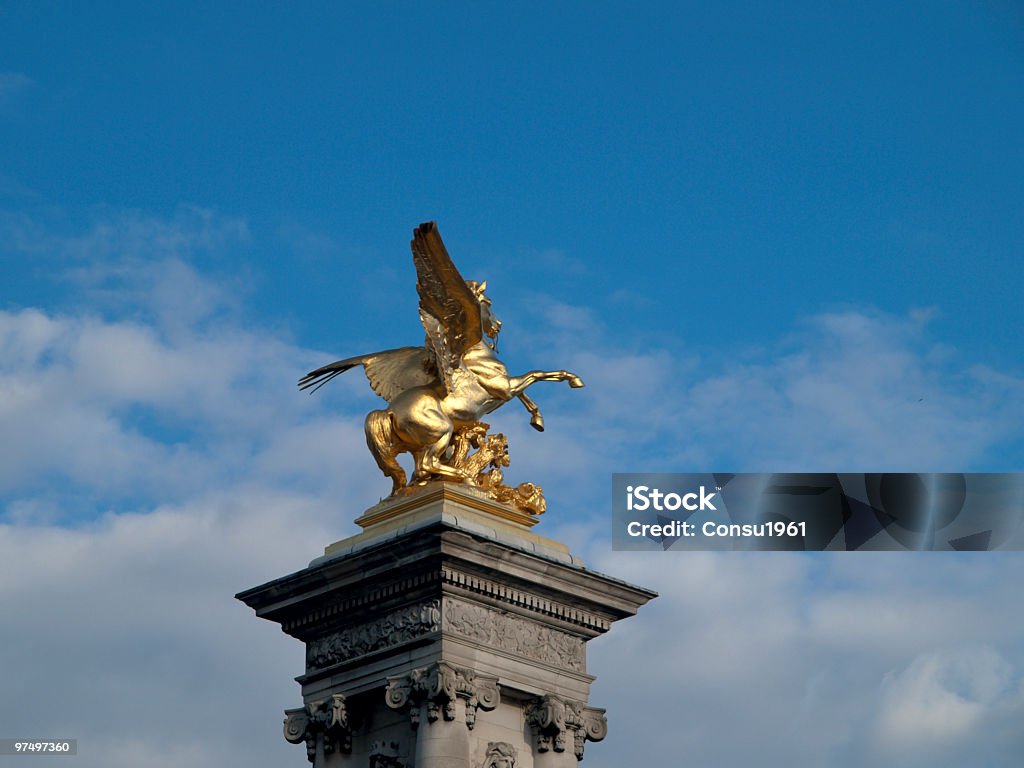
[507,370,585,393]
[504,370,583,432]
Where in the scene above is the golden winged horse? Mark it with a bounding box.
[298,222,584,496]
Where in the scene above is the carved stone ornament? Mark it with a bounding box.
[446,423,546,515]
[443,598,585,671]
[481,741,518,768]
[385,661,499,730]
[306,600,441,670]
[525,694,607,761]
[369,740,406,768]
[283,694,352,762]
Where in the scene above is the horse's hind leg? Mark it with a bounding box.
[391,387,472,485]
[365,409,407,494]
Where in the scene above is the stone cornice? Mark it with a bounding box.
[441,566,611,632]
[280,570,441,635]
[436,528,657,623]
[280,560,612,642]
[237,519,656,643]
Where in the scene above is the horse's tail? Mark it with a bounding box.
[364,409,406,493]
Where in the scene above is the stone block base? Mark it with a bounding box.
[238,484,655,767]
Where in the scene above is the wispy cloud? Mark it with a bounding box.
[0,209,381,518]
[505,297,1023,485]
[0,71,32,103]
[2,206,254,334]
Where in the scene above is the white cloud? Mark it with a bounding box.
[872,648,1017,751]
[0,306,334,503]
[0,209,387,766]
[0,211,383,511]
[582,551,1024,768]
[0,488,341,768]
[2,212,1024,767]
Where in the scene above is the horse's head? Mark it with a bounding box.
[467,280,502,347]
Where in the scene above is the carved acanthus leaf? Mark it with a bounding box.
[282,694,352,763]
[385,662,499,730]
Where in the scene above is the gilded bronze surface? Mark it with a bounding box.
[299,222,583,514]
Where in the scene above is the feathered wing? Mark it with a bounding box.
[411,222,481,392]
[298,346,436,400]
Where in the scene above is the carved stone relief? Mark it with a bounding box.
[443,598,585,672]
[385,661,499,730]
[481,741,517,768]
[369,740,407,768]
[306,600,441,670]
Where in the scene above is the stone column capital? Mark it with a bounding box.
[283,693,352,763]
[385,661,499,730]
[525,693,607,761]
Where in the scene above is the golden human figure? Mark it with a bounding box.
[299,222,584,513]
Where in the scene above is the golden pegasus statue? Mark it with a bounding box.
[298,222,584,514]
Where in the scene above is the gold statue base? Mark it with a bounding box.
[320,481,577,566]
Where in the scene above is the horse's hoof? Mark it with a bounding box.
[530,414,545,432]
[569,376,585,388]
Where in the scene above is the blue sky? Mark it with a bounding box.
[1,3,1023,767]
[4,1,1023,362]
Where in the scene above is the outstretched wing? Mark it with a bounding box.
[411,222,481,391]
[298,346,436,401]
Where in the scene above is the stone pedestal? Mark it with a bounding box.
[237,483,655,768]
